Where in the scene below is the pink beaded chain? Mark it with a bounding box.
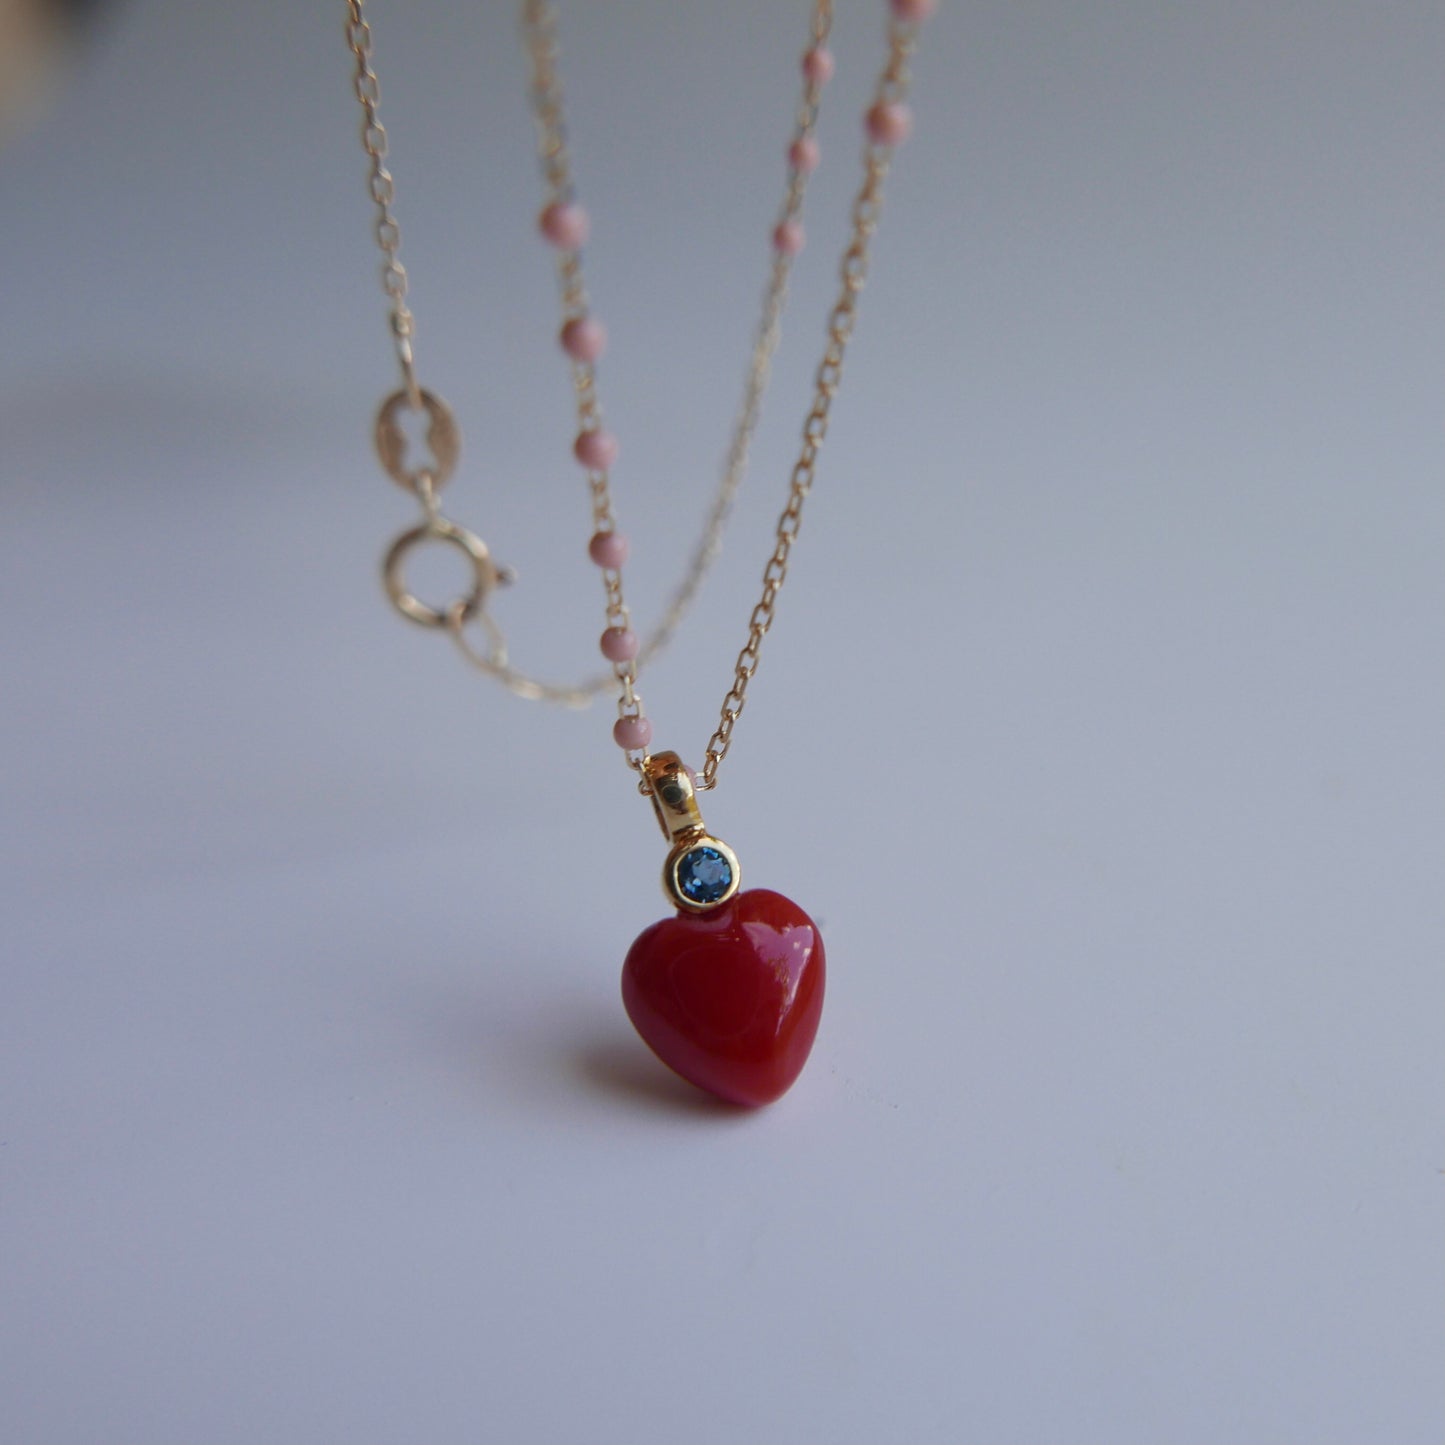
[354,0,851,712]
[350,0,933,790]
[525,0,933,784]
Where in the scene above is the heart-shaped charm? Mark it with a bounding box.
[622,888,825,1106]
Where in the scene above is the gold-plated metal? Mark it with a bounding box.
[698,20,918,791]
[643,751,706,843]
[348,0,922,810]
[520,0,837,777]
[663,834,741,915]
[375,388,460,495]
[520,0,918,793]
[383,518,498,630]
[642,753,741,911]
[446,606,595,709]
[349,0,837,755]
[345,2,421,403]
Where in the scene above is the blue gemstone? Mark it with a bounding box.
[676,845,734,905]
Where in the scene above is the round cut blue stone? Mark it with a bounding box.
[676,845,734,905]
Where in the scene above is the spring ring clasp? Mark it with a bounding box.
[374,386,510,664]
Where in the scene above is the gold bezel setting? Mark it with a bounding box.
[664,834,742,914]
[644,752,742,912]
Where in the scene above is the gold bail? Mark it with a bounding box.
[642,752,741,912]
[643,752,705,843]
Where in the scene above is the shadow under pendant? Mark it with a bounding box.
[621,753,825,1107]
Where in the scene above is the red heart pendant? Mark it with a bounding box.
[622,888,825,1107]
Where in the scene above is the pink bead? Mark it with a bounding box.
[588,530,629,569]
[613,715,653,751]
[788,136,821,173]
[772,220,805,256]
[539,200,590,250]
[890,0,937,19]
[574,428,619,470]
[801,47,835,86]
[866,101,913,147]
[600,627,640,662]
[560,315,607,363]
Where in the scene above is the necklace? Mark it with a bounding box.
[350,0,836,705]
[345,0,931,1107]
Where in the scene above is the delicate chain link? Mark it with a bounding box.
[347,0,834,728]
[519,0,837,774]
[699,21,917,789]
[346,2,421,406]
[347,0,923,795]
[633,0,834,674]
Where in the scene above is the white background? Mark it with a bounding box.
[2,2,1441,1442]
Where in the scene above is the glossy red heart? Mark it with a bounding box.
[621,888,825,1107]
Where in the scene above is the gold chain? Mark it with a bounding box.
[347,1,923,792]
[345,3,420,408]
[701,24,916,790]
[347,0,834,722]
[621,1,834,678]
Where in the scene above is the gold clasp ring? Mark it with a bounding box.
[382,517,505,668]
